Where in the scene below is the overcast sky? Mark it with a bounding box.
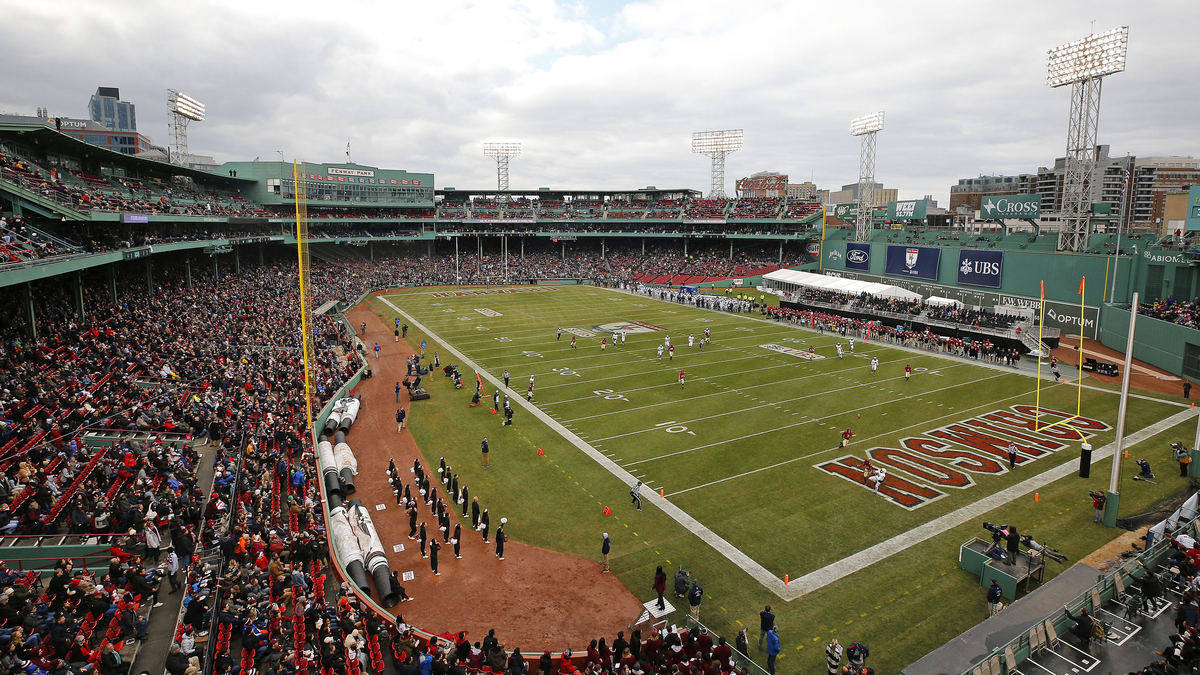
[2,0,1196,203]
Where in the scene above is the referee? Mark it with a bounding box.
[630,481,643,511]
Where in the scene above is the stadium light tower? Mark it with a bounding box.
[691,129,743,199]
[1046,26,1128,252]
[483,142,520,198]
[849,112,884,242]
[167,90,205,166]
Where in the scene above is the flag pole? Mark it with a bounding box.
[1077,277,1085,414]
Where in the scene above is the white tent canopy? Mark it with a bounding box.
[762,269,923,302]
[925,296,962,308]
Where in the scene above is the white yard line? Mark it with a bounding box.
[778,406,1198,600]
[383,289,1196,602]
[378,295,789,596]
[622,372,1009,466]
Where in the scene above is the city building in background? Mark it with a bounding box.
[88,87,136,132]
[826,182,897,207]
[786,181,819,201]
[735,171,788,199]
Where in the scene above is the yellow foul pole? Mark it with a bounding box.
[294,160,315,431]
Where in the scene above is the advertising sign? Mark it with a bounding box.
[956,249,1004,288]
[980,194,1041,220]
[122,213,149,224]
[833,203,857,221]
[886,200,928,221]
[1188,186,1200,232]
[845,242,872,271]
[885,245,940,280]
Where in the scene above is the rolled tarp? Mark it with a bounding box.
[333,430,358,495]
[348,498,400,608]
[337,395,362,432]
[324,408,344,435]
[318,437,341,500]
[328,505,370,591]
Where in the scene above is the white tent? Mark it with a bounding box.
[762,269,922,302]
[925,296,962,308]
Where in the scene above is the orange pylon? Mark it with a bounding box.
[660,489,665,498]
[1034,493,1039,502]
[536,448,544,456]
[603,506,612,516]
[784,574,789,586]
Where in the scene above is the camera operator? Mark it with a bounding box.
[1091,491,1107,524]
[1019,535,1067,564]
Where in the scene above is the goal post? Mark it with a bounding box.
[1033,277,1088,439]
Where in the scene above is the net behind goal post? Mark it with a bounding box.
[1032,277,1088,439]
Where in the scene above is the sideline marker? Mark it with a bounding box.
[603,506,612,516]
[784,574,789,586]
[1124,450,1128,458]
[660,489,665,498]
[536,448,544,456]
[1034,493,1039,502]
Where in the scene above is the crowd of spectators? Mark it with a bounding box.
[0,215,65,265]
[1139,298,1200,330]
[764,305,1023,366]
[787,289,1019,330]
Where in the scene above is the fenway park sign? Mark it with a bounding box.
[815,405,1110,509]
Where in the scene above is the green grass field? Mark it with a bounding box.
[362,285,1195,674]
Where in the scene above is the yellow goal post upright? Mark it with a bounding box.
[1033,277,1088,439]
[293,159,316,432]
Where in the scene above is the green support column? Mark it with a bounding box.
[24,283,37,340]
[213,256,219,281]
[1190,447,1200,480]
[186,257,193,289]
[258,244,264,265]
[145,259,153,295]
[1103,491,1121,527]
[520,237,524,260]
[235,249,241,274]
[369,243,374,262]
[73,272,85,321]
[108,265,117,304]
[602,239,606,259]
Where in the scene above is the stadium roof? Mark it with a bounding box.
[762,269,922,301]
[0,119,253,187]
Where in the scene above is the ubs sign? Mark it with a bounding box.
[980,194,1041,220]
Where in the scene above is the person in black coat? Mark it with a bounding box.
[453,524,462,559]
[480,509,490,543]
[430,540,441,576]
[495,520,506,560]
[419,523,428,558]
[1062,605,1094,644]
[1137,561,1164,613]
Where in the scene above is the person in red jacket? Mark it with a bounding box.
[711,637,732,669]
[653,566,667,610]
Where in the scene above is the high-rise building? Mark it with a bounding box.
[88,87,137,132]
[1131,157,1200,231]
[786,181,819,201]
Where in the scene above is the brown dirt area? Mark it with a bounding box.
[1052,337,1191,399]
[338,302,644,648]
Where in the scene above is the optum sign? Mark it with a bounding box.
[980,194,1041,220]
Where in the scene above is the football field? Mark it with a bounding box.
[366,284,1195,671]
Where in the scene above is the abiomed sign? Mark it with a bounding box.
[980,194,1041,220]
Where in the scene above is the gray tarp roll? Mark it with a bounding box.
[333,430,358,495]
[328,505,370,591]
[337,396,362,432]
[318,438,341,499]
[348,498,400,607]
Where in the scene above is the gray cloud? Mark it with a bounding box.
[1,0,1195,204]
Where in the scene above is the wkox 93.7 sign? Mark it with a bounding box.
[956,249,1003,288]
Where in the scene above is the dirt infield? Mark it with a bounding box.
[340,302,644,647]
[1052,337,1190,398]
